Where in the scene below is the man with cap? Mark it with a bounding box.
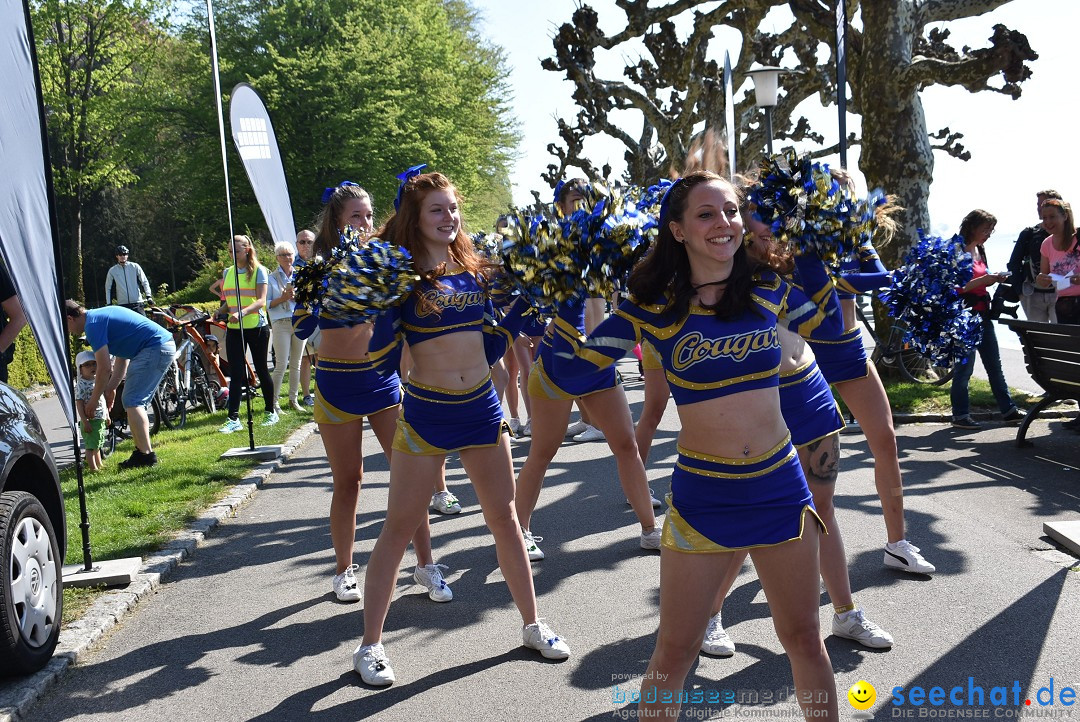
[104,245,153,315]
[65,300,174,469]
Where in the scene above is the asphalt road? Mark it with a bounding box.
[11,357,1080,722]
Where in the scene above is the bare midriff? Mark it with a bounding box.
[318,323,376,361]
[405,330,490,390]
[676,386,788,459]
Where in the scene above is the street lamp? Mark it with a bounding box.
[746,65,785,156]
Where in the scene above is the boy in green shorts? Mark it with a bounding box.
[75,351,109,471]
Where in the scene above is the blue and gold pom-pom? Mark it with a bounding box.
[294,226,418,324]
[749,149,885,265]
[500,208,587,313]
[561,181,651,298]
[878,231,982,368]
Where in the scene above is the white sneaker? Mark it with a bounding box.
[218,417,242,434]
[640,527,662,550]
[522,529,545,561]
[565,420,588,437]
[519,420,532,438]
[573,424,605,442]
[627,488,663,508]
[701,612,735,656]
[431,490,462,515]
[353,642,395,686]
[507,417,521,436]
[414,563,453,602]
[884,540,936,574]
[332,564,362,602]
[832,609,893,649]
[523,619,571,660]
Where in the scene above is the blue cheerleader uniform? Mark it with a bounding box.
[807,237,890,384]
[381,269,528,455]
[779,360,845,447]
[550,255,842,551]
[529,302,617,401]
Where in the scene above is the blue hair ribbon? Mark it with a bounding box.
[394,164,428,211]
[321,180,359,205]
[552,180,565,206]
[658,177,683,227]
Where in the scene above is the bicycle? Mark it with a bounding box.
[148,305,229,426]
[857,294,955,386]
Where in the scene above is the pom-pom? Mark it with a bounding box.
[877,231,982,368]
[293,226,418,324]
[749,149,884,265]
[499,208,587,314]
[563,181,651,298]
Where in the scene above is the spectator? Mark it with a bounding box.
[294,229,318,405]
[218,235,277,432]
[1008,190,1061,322]
[1036,199,1080,324]
[104,245,152,314]
[64,300,175,469]
[75,351,108,472]
[0,261,27,384]
[267,241,306,412]
[950,210,1025,430]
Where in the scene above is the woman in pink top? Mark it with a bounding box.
[1036,199,1080,324]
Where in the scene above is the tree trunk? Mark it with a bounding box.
[856,0,933,269]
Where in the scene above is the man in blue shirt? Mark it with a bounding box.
[65,300,175,469]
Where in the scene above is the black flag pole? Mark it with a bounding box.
[206,1,281,462]
[835,0,849,169]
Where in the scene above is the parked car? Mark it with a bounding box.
[0,382,64,676]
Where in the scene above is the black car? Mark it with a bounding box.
[0,382,64,676]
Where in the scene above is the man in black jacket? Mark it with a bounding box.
[1008,189,1062,322]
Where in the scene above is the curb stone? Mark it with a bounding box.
[0,421,319,722]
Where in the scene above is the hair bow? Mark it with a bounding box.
[659,178,683,226]
[552,180,565,206]
[322,180,359,205]
[394,164,428,211]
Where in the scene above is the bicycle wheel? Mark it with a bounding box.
[147,395,162,436]
[157,369,187,429]
[100,424,117,459]
[898,348,955,385]
[189,353,217,414]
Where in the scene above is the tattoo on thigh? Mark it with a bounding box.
[806,434,840,484]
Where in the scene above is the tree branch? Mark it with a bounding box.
[902,24,1036,99]
[917,0,1016,25]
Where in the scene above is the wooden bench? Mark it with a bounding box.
[999,318,1080,446]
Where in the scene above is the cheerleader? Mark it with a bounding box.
[551,171,841,721]
[295,183,451,606]
[698,207,893,660]
[354,171,569,687]
[802,170,935,575]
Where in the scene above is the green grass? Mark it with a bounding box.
[836,376,1049,416]
[61,406,311,623]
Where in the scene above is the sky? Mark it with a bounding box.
[472,0,1080,247]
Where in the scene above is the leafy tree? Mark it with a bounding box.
[542,0,1037,263]
[32,0,175,299]
[189,0,519,233]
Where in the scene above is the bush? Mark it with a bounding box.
[7,325,52,390]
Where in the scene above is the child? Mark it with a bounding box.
[75,350,109,471]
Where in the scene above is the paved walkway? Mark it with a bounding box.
[3,355,1078,721]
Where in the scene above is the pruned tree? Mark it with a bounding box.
[542,0,1037,265]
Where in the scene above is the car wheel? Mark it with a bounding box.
[0,491,63,676]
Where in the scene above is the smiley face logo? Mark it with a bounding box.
[847,680,876,711]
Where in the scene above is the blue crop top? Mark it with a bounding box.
[551,255,843,406]
[378,269,530,366]
[832,237,890,300]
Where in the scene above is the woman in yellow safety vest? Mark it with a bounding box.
[218,234,277,432]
